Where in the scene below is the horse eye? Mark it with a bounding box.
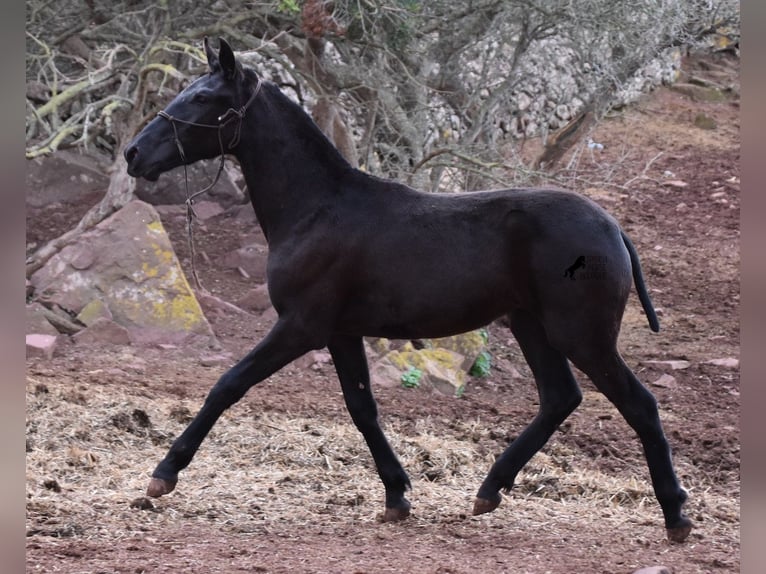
[192,93,209,104]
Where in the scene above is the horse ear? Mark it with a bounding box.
[217,37,241,80]
[204,36,220,72]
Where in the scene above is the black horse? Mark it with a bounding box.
[124,37,692,542]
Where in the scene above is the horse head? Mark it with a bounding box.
[124,37,258,181]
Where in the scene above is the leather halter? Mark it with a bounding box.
[157,76,262,154]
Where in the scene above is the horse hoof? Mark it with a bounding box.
[472,496,501,516]
[146,477,177,498]
[667,521,693,543]
[382,506,410,522]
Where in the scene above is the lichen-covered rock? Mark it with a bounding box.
[424,331,488,372]
[373,342,467,397]
[370,329,489,397]
[76,299,113,326]
[30,200,216,347]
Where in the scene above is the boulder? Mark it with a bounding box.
[235,284,273,313]
[369,330,489,396]
[26,303,59,336]
[189,200,225,221]
[26,334,59,359]
[76,299,113,326]
[29,200,217,347]
[221,242,269,282]
[425,331,488,372]
[372,343,466,396]
[133,158,243,207]
[72,318,131,346]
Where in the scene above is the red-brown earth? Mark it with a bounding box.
[26,51,739,573]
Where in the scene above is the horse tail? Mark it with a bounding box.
[621,230,660,333]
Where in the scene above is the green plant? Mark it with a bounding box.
[277,0,300,15]
[469,350,491,378]
[400,366,423,389]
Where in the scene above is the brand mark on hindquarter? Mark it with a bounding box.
[563,255,607,280]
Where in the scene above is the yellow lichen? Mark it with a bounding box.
[105,216,208,332]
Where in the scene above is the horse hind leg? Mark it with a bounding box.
[564,343,693,543]
[474,310,582,515]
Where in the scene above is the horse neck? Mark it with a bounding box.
[234,84,353,243]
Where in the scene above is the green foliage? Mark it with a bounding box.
[400,366,423,389]
[468,328,491,377]
[469,350,492,378]
[276,0,301,14]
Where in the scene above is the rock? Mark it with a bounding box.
[235,284,273,313]
[693,113,717,130]
[129,496,155,510]
[704,357,739,369]
[195,290,254,319]
[72,318,131,346]
[670,82,727,102]
[26,334,59,359]
[26,150,109,208]
[419,353,468,397]
[294,350,333,371]
[425,331,488,372]
[134,158,242,207]
[227,203,258,224]
[632,567,671,574]
[372,343,467,397]
[369,330,488,397]
[370,361,404,389]
[29,200,217,347]
[189,200,225,221]
[662,180,688,188]
[643,359,691,370]
[38,305,85,335]
[222,242,269,282]
[199,353,235,367]
[76,299,113,326]
[651,373,677,389]
[26,303,59,336]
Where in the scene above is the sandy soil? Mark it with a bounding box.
[26,51,739,573]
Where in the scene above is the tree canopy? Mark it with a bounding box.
[25,0,739,272]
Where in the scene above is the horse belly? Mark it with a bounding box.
[336,257,517,339]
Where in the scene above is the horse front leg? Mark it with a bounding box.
[328,334,412,521]
[147,318,317,497]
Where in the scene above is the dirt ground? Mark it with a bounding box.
[26,51,740,573]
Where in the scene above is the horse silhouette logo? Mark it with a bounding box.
[564,255,586,280]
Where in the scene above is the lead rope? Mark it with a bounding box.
[157,79,262,292]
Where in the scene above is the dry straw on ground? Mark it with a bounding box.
[26,370,738,546]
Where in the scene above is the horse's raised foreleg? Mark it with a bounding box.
[474,310,582,515]
[567,349,692,543]
[328,334,412,521]
[147,318,317,498]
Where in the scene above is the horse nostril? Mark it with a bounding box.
[125,144,138,163]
